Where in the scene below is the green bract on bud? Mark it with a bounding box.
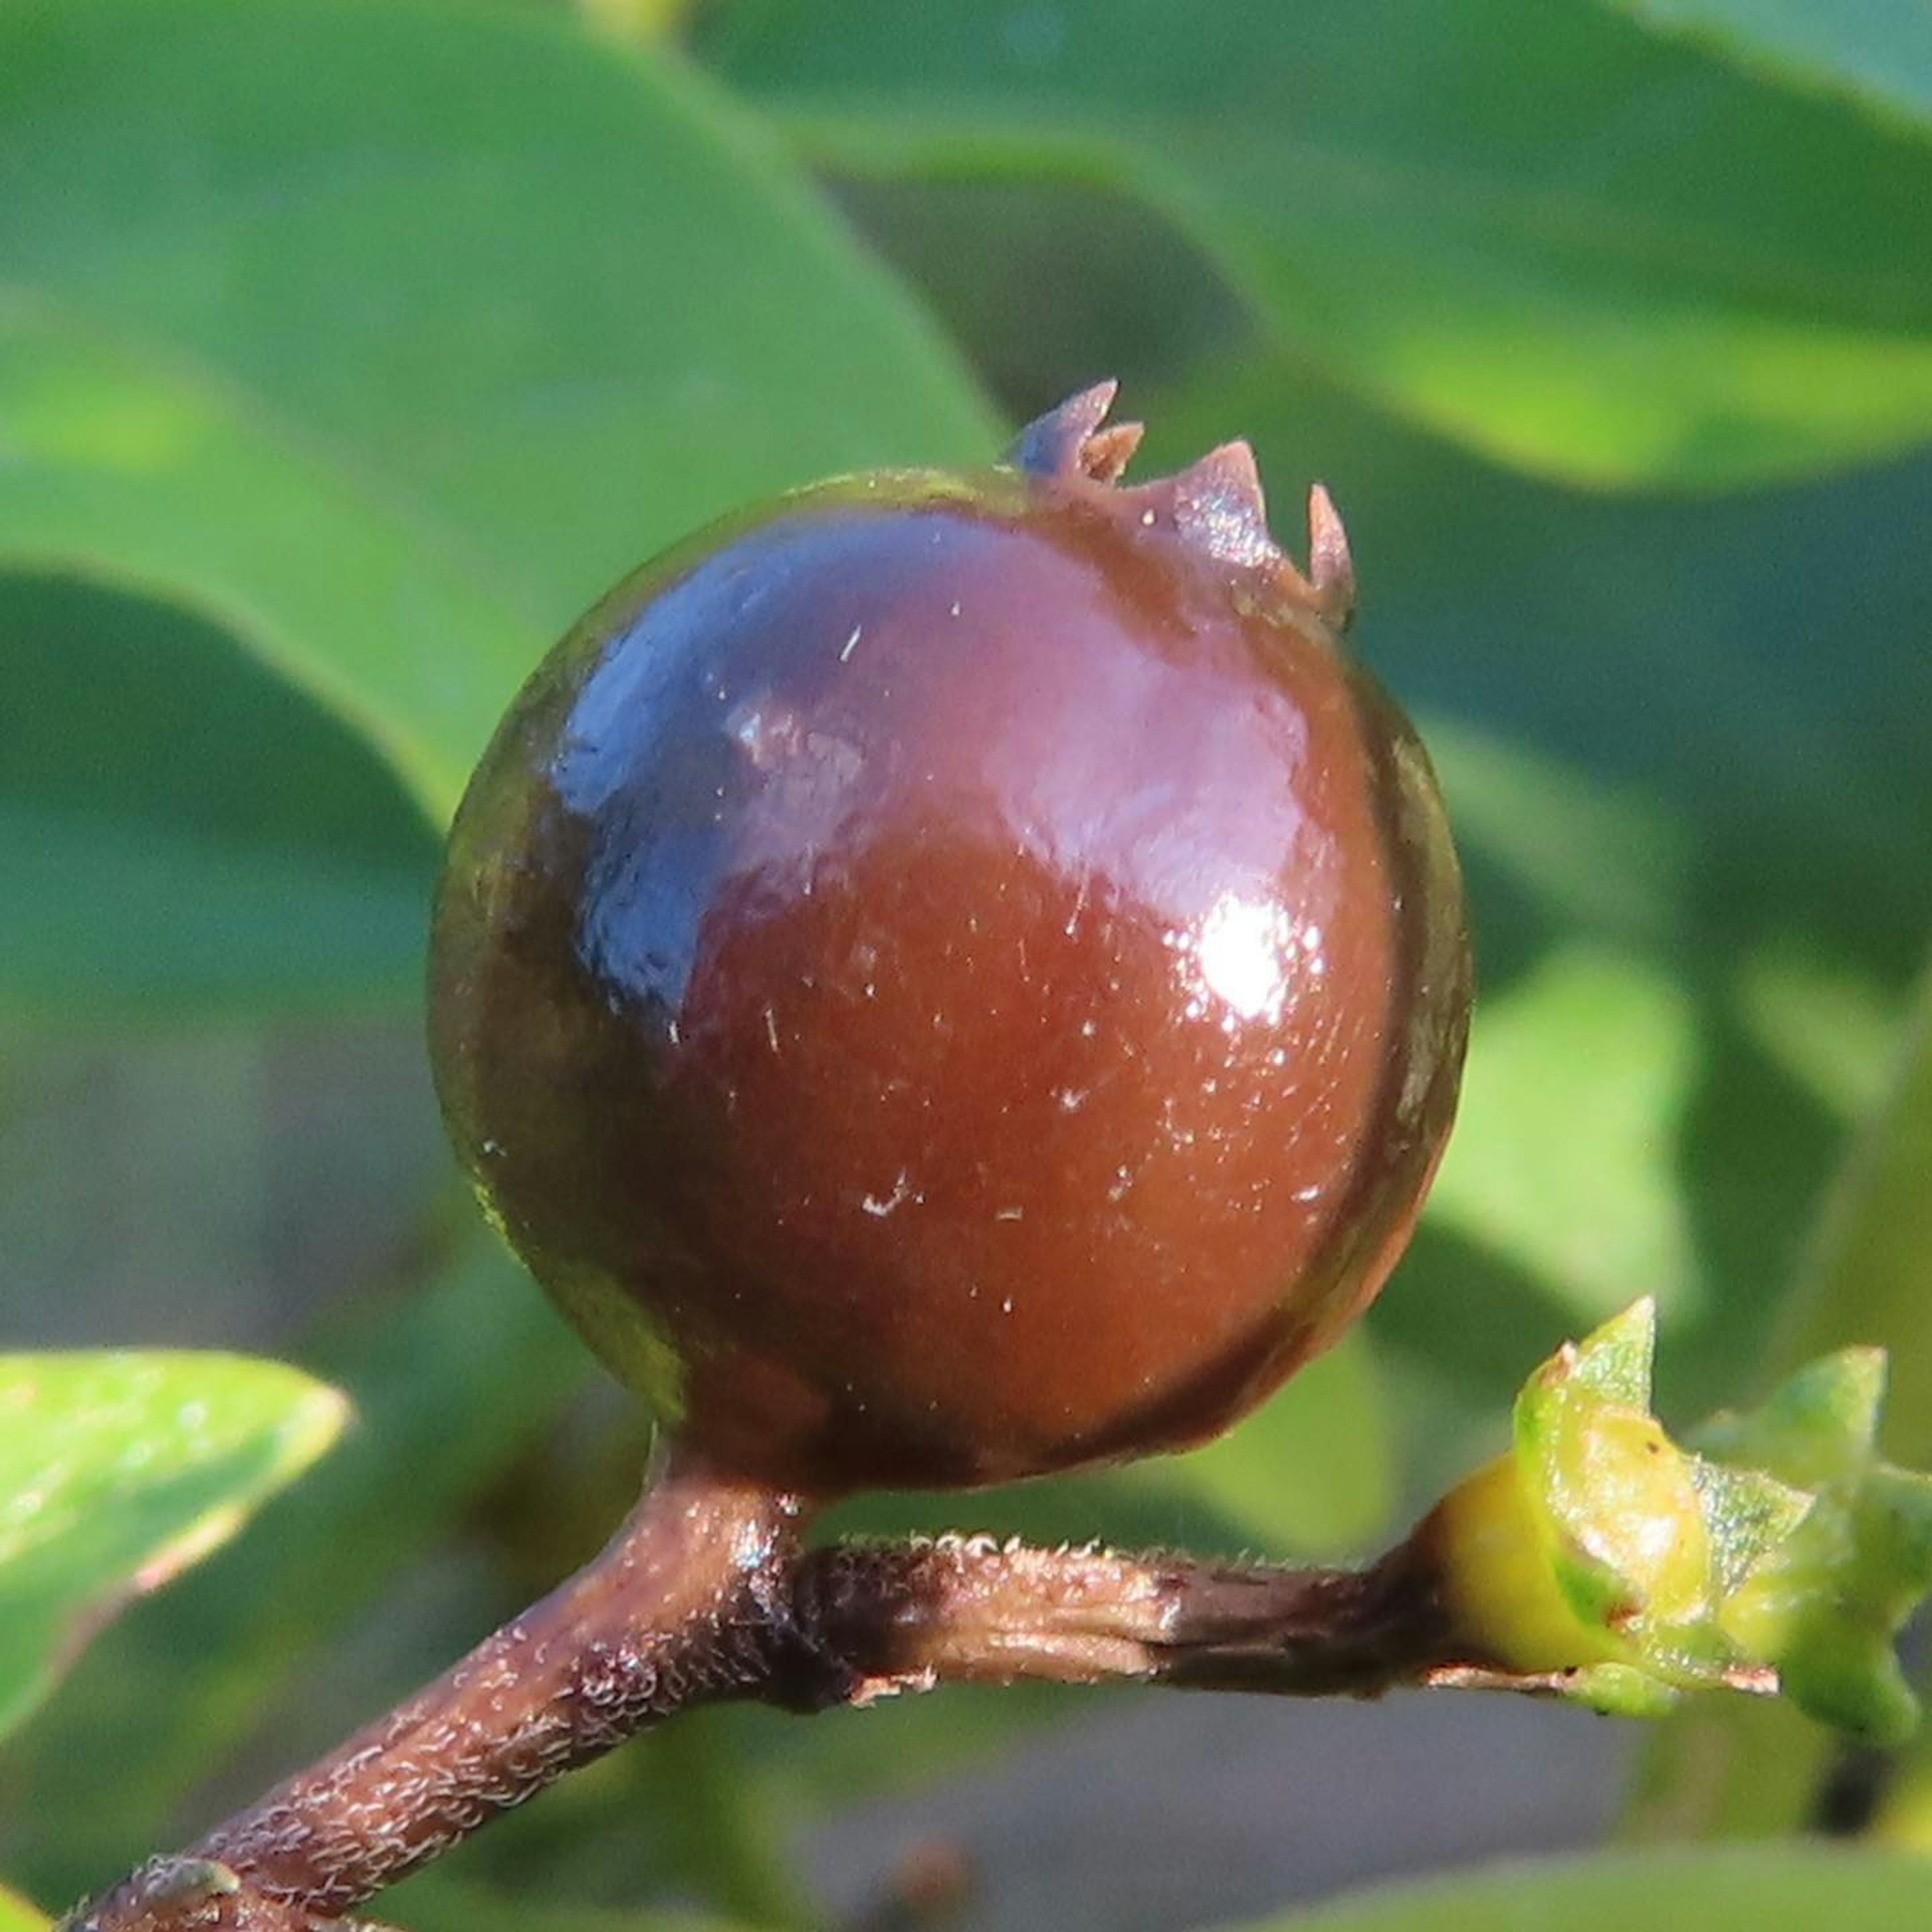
[1700,1348,1932,1743]
[1421,1301,1932,1738]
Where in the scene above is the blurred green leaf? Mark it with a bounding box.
[627,1722,808,1930]
[0,1884,46,1932]
[0,576,436,1021]
[383,1866,749,1932]
[0,296,528,824]
[1422,717,1693,948]
[1772,964,1932,1458]
[576,0,702,46]
[1612,1,1932,130]
[1215,1845,1932,1930]
[824,173,1251,420]
[0,0,994,823]
[1735,941,1905,1123]
[1878,1748,1932,1850]
[0,1349,346,1742]
[1428,947,1701,1326]
[2,1223,587,1899]
[1149,1333,1392,1557]
[702,0,1932,488]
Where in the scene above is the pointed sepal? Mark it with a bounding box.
[1006,380,1144,482]
[1307,483,1355,630]
[1162,440,1276,568]
[1425,1302,1932,1737]
[1701,1351,1932,1742]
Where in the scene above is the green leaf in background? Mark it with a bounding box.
[0,295,528,825]
[382,1866,748,1932]
[0,1884,47,1932]
[1426,948,1701,1327]
[699,0,1932,488]
[1217,1845,1932,1931]
[577,0,701,45]
[0,1349,345,1742]
[0,0,994,827]
[0,575,437,1022]
[1771,965,1932,1462]
[1147,1333,1392,1558]
[1878,1747,1932,1852]
[1612,0,1932,131]
[1,1225,587,1899]
[1420,718,1693,950]
[1735,939,1904,1124]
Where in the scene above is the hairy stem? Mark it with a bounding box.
[795,1531,1452,1699]
[67,1465,1483,1931]
[67,1446,806,1930]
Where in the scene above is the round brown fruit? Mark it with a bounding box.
[429,384,1471,1496]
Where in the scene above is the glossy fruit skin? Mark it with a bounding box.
[430,396,1470,1495]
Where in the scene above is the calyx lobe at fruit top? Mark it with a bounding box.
[1006,379,1356,629]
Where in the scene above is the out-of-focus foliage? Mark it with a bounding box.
[0,0,992,1014]
[1608,0,1932,126]
[2,0,1928,1924]
[0,577,438,1017]
[699,0,1932,489]
[0,1351,343,1740]
[1225,1846,1932,1930]
[1774,968,1932,1458]
[0,1884,46,1932]
[1428,948,1700,1326]
[2,1228,590,1886]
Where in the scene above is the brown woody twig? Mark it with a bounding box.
[64,1445,1491,1932]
